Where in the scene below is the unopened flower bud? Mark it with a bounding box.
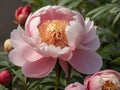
[4,39,13,53]
[14,5,32,25]
[0,70,12,86]
[65,82,86,90]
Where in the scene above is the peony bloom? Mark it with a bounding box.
[84,69,120,90]
[14,5,32,25]
[65,82,86,90]
[0,70,12,86]
[9,5,102,78]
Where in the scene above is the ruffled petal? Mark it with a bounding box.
[22,57,56,78]
[82,18,97,44]
[10,25,27,48]
[59,47,73,61]
[69,49,102,74]
[66,21,84,50]
[35,44,60,58]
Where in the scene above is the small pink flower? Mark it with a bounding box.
[84,69,120,90]
[0,70,12,86]
[65,82,86,90]
[9,5,102,78]
[14,5,32,25]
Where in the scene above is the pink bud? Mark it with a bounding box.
[65,82,86,90]
[0,70,12,86]
[14,5,32,25]
[84,69,120,90]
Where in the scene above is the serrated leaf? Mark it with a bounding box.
[112,11,120,25]
[111,57,120,65]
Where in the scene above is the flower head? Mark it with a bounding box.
[0,70,12,86]
[14,5,32,25]
[84,69,120,90]
[65,82,86,90]
[9,5,102,78]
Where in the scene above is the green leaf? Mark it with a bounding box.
[22,0,33,3]
[113,11,120,25]
[111,57,120,65]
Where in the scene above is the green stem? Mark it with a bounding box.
[8,83,12,90]
[66,64,71,85]
[54,60,61,90]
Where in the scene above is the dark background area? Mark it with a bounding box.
[0,0,22,51]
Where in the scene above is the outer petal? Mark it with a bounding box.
[59,60,68,77]
[66,21,84,50]
[9,47,26,66]
[9,45,42,67]
[10,25,27,48]
[80,18,100,51]
[22,57,56,78]
[69,49,102,74]
[65,82,86,90]
[81,36,100,51]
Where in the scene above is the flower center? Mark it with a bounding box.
[102,80,119,90]
[38,20,68,48]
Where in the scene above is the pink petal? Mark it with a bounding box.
[69,49,102,74]
[82,27,96,44]
[36,44,60,58]
[85,76,102,90]
[19,45,43,62]
[22,57,56,78]
[85,18,94,33]
[66,21,84,50]
[81,36,100,51]
[72,11,84,26]
[9,45,42,67]
[26,16,40,39]
[59,47,73,61]
[9,47,26,66]
[59,60,68,77]
[10,25,27,48]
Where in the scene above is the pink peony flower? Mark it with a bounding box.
[65,82,86,90]
[9,5,102,78]
[84,69,120,90]
[0,70,12,86]
[14,5,32,25]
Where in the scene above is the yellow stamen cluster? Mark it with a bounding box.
[102,80,118,90]
[38,20,68,48]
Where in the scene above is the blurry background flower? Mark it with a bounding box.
[14,5,32,25]
[84,70,120,90]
